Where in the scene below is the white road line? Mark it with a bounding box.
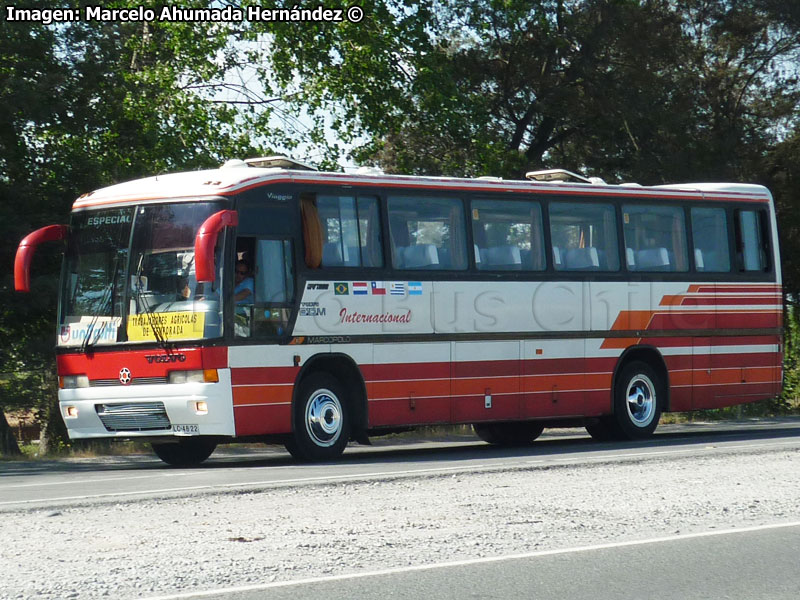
[139,521,800,600]
[0,473,176,489]
[0,464,492,506]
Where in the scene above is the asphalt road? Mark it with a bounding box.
[1,419,799,600]
[147,522,800,600]
[2,419,800,510]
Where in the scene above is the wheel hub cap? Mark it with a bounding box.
[305,390,342,447]
[626,375,655,427]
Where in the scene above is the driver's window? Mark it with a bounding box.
[235,237,294,338]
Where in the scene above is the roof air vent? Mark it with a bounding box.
[525,169,605,185]
[354,166,385,175]
[243,155,318,171]
[220,159,248,169]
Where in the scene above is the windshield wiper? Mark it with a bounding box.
[132,254,173,353]
[80,253,122,353]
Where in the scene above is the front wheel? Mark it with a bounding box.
[611,361,663,440]
[151,438,217,466]
[473,421,545,446]
[285,373,350,462]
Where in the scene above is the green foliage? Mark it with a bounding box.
[779,301,800,410]
[248,1,797,183]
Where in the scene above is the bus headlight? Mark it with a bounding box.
[59,375,89,389]
[169,369,218,384]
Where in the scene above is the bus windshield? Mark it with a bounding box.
[59,201,226,347]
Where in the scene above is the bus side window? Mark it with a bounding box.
[235,238,294,338]
[252,239,294,338]
[387,196,467,270]
[734,209,770,272]
[548,202,620,271]
[471,199,545,271]
[690,207,731,272]
[622,204,688,272]
[255,239,294,303]
[313,194,383,268]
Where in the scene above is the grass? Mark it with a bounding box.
[1,439,153,461]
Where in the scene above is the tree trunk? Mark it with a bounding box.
[38,382,68,455]
[0,407,22,456]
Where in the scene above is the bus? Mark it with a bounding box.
[15,157,783,465]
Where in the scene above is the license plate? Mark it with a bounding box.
[172,424,199,434]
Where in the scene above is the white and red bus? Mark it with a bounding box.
[15,157,783,465]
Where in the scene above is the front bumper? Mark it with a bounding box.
[58,368,235,439]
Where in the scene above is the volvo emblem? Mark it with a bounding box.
[119,368,132,385]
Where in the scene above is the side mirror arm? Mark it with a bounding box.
[14,225,69,292]
[195,210,238,283]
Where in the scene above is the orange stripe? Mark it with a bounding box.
[659,295,685,306]
[600,337,640,349]
[609,310,654,330]
[670,370,693,386]
[232,385,292,406]
[711,366,777,385]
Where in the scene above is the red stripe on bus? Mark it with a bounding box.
[57,347,203,378]
[362,362,451,381]
[679,296,780,306]
[201,346,228,369]
[688,284,781,294]
[231,366,298,386]
[233,404,291,436]
[640,335,780,347]
[232,385,293,406]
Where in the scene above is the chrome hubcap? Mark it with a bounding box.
[305,389,343,447]
[626,374,656,427]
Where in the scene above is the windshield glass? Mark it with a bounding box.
[59,201,226,347]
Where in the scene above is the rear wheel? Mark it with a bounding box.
[151,438,217,466]
[473,421,545,446]
[285,372,350,462]
[585,419,618,442]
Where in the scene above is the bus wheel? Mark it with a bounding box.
[611,361,663,440]
[585,419,619,442]
[285,373,350,462]
[473,422,545,446]
[151,438,217,466]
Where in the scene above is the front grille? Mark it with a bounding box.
[96,402,171,432]
[90,376,169,387]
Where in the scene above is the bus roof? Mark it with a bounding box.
[71,162,773,211]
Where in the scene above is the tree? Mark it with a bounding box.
[0,1,263,452]
[246,1,798,178]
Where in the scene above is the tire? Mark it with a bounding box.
[473,421,545,446]
[610,360,663,440]
[585,419,619,442]
[285,372,350,462]
[152,438,217,466]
